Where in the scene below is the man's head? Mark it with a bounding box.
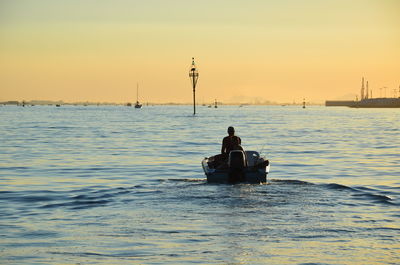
[227,126,235,136]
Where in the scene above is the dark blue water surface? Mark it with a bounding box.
[0,105,399,264]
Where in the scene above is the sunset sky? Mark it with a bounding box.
[0,0,399,103]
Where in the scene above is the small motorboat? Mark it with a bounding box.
[202,150,270,184]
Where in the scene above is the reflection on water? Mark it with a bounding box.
[0,105,399,264]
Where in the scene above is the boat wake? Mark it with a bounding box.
[1,178,397,218]
[265,179,396,206]
[322,183,394,205]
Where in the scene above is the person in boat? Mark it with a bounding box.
[221,126,243,156]
[209,127,243,169]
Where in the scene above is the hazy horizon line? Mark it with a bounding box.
[1,99,327,106]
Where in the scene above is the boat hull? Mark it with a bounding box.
[202,151,269,184]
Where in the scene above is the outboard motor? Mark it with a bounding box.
[228,150,247,183]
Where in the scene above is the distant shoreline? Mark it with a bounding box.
[0,100,324,106]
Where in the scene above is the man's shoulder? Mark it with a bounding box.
[223,135,240,141]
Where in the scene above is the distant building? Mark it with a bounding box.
[326,77,400,108]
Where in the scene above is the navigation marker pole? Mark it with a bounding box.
[189,57,199,115]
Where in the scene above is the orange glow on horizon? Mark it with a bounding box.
[0,1,399,104]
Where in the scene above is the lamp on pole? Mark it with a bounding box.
[189,57,199,115]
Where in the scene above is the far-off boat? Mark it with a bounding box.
[135,83,142,109]
[202,150,270,184]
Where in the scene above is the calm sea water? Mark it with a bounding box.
[0,105,399,264]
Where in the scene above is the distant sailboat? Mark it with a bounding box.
[135,83,142,109]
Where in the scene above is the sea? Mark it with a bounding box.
[0,105,399,265]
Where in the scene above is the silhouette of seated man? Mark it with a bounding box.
[221,126,243,156]
[209,126,243,169]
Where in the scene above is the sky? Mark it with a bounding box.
[0,0,399,104]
